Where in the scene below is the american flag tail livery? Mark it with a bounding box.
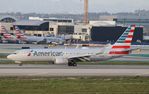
[14,26,25,39]
[14,26,21,34]
[0,25,11,39]
[108,25,136,56]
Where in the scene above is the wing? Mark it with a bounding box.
[69,56,91,62]
[67,52,103,62]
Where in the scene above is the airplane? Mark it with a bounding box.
[13,26,27,41]
[7,25,136,66]
[13,26,45,44]
[0,25,40,44]
[14,26,65,44]
[0,25,18,43]
[45,35,65,44]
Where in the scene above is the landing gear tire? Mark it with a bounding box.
[73,62,77,66]
[68,62,77,67]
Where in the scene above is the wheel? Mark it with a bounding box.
[68,62,72,66]
[68,62,77,67]
[72,62,77,66]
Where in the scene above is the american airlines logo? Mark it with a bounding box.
[27,50,33,56]
[28,50,64,57]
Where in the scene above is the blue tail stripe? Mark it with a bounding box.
[119,37,127,40]
[116,26,131,43]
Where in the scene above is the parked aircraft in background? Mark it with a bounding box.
[14,26,65,44]
[7,25,136,66]
[45,35,65,44]
[13,26,45,44]
[0,25,18,43]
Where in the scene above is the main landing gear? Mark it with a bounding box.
[68,61,77,67]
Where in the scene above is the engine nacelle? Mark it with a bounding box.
[15,61,22,64]
[55,58,68,64]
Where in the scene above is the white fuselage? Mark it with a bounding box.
[20,36,64,44]
[7,47,112,62]
[25,36,45,43]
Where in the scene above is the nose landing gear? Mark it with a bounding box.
[15,61,23,66]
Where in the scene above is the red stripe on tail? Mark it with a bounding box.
[112,46,130,49]
[127,35,133,38]
[109,51,129,55]
[130,30,135,32]
[125,40,131,43]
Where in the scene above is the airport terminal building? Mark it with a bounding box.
[0,16,147,44]
[13,20,49,36]
[13,20,74,37]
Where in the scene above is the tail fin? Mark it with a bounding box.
[14,26,21,34]
[0,25,11,39]
[0,25,8,33]
[14,26,25,39]
[108,25,136,55]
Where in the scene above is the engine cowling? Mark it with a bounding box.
[55,58,68,64]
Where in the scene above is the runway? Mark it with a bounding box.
[0,64,149,77]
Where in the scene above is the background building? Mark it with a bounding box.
[49,23,74,36]
[114,18,149,35]
[0,15,16,23]
[0,15,17,32]
[91,26,143,44]
[13,20,49,36]
[0,15,146,43]
[29,17,74,23]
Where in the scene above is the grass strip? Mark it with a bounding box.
[0,76,148,94]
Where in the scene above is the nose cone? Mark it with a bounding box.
[7,54,15,60]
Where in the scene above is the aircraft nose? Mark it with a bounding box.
[7,54,16,60]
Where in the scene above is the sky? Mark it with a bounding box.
[0,0,149,14]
